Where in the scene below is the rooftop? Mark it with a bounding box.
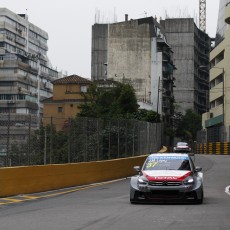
[53,75,92,85]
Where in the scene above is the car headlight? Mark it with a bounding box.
[138,176,148,185]
[183,177,194,185]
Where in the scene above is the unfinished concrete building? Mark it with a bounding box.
[91,16,176,123]
[160,18,211,115]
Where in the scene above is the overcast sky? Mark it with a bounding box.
[1,0,220,78]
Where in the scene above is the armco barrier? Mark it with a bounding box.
[196,142,230,155]
[0,155,147,197]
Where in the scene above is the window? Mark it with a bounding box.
[210,50,224,67]
[210,74,223,89]
[58,107,63,113]
[81,85,87,93]
[0,81,14,86]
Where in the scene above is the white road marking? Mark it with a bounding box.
[225,186,230,195]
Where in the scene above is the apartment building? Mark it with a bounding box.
[215,0,229,46]
[202,1,230,142]
[160,18,211,115]
[0,8,58,153]
[0,8,58,117]
[91,16,176,123]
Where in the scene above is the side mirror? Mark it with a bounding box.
[133,166,141,172]
[189,152,195,156]
[195,166,202,172]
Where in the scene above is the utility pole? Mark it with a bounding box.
[36,54,41,128]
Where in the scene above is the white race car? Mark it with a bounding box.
[173,142,192,153]
[130,153,203,204]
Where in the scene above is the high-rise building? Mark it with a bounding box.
[215,0,229,46]
[201,1,230,142]
[91,16,176,123]
[160,18,211,115]
[0,8,58,155]
[0,8,58,118]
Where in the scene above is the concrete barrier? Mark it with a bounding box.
[158,146,168,153]
[196,143,230,155]
[0,155,147,197]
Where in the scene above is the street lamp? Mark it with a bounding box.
[200,65,225,141]
[210,66,225,127]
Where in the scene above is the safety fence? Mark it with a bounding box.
[0,114,162,167]
[196,142,230,155]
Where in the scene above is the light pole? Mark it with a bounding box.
[214,67,225,141]
[210,66,225,129]
[155,76,160,150]
[200,65,225,141]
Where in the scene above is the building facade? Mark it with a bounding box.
[215,0,229,46]
[0,8,58,118]
[160,18,211,116]
[0,8,58,154]
[91,16,176,123]
[43,75,92,131]
[201,2,230,142]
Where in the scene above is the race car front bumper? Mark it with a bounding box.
[130,177,203,203]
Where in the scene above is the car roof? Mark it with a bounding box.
[149,153,189,157]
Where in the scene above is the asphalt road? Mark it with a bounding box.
[0,155,230,230]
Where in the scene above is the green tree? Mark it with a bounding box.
[176,109,202,141]
[126,109,160,123]
[78,82,139,119]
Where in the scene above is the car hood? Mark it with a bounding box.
[143,170,191,181]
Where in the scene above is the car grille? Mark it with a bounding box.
[148,181,182,186]
[145,190,180,199]
[175,148,190,152]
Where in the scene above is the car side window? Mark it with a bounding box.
[189,157,196,171]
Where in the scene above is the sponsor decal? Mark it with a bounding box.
[143,171,191,181]
[148,156,189,161]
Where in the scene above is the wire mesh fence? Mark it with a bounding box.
[0,114,162,167]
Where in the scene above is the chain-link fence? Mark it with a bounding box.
[0,114,162,167]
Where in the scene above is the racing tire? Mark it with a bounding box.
[195,189,203,204]
[130,199,136,204]
[130,193,138,204]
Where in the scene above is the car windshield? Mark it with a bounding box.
[143,155,191,171]
[177,142,188,146]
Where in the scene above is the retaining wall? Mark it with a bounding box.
[0,155,147,197]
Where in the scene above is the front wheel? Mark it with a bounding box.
[195,189,203,204]
[130,199,136,204]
